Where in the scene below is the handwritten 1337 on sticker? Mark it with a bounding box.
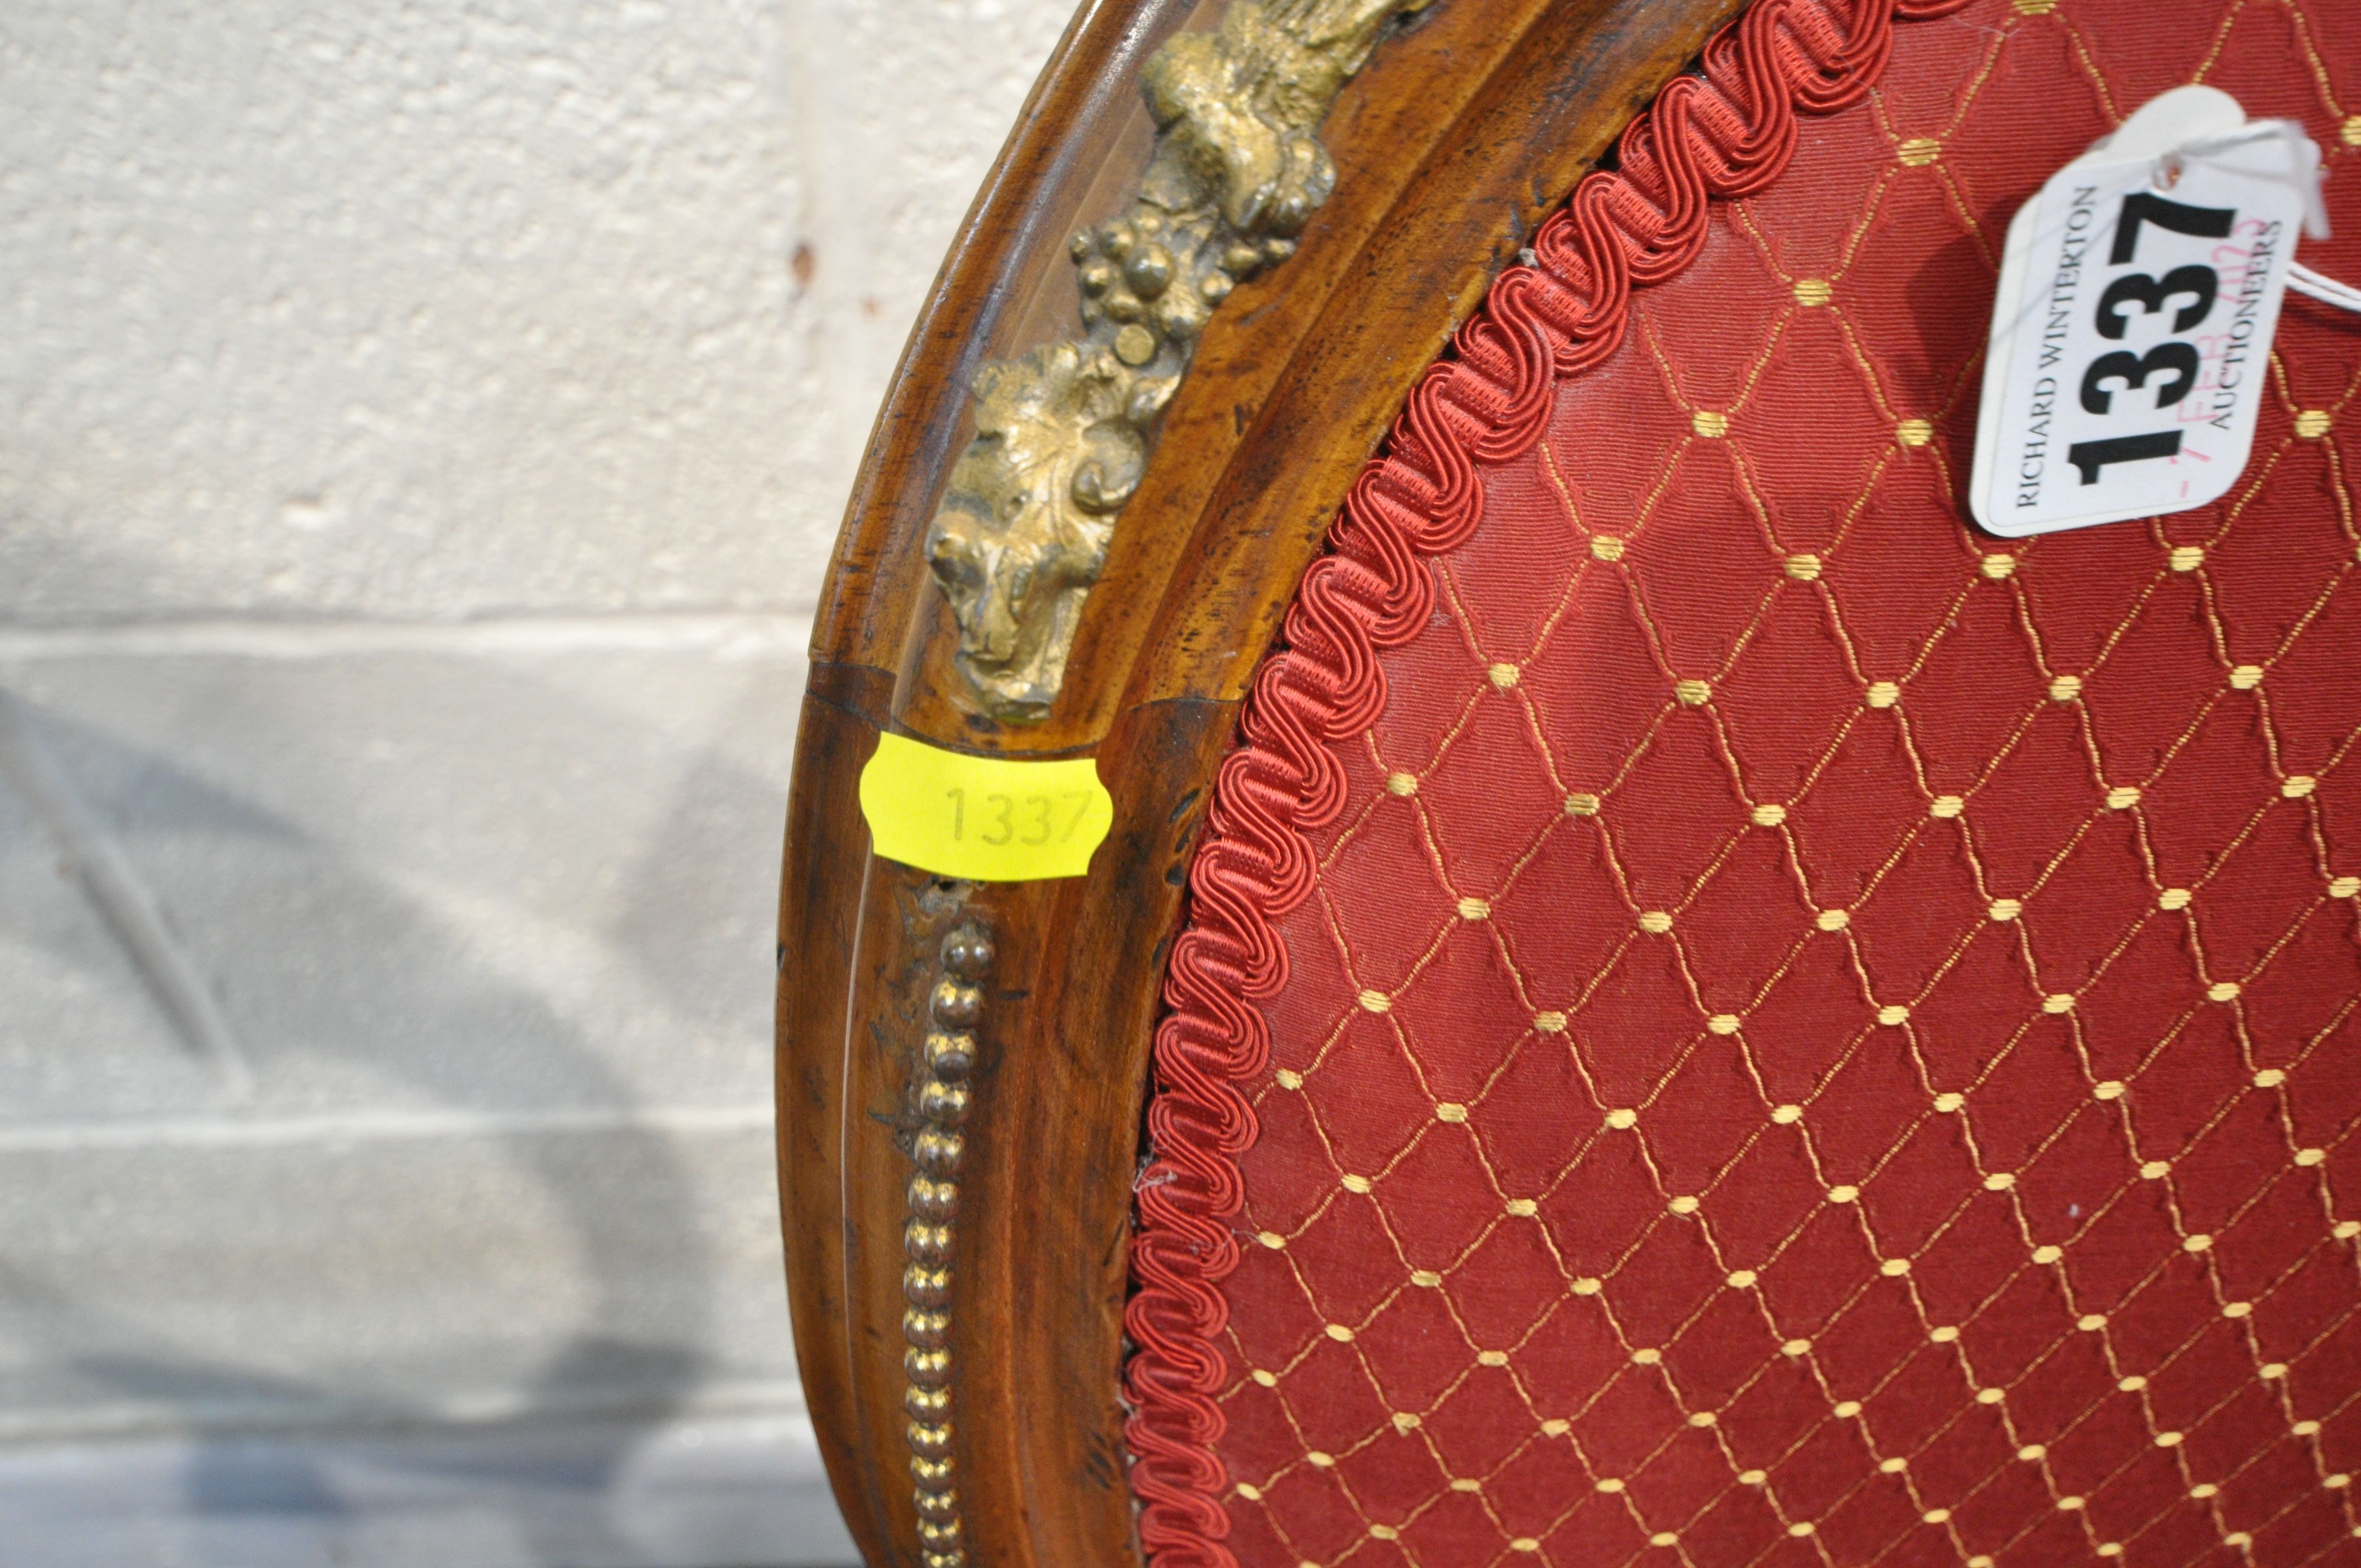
[858,732,1115,883]
[1971,86,2329,538]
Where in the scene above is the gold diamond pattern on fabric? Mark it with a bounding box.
[1210,3,2361,1566]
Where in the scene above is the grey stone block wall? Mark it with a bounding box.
[0,1,1077,1562]
[0,1412,858,1567]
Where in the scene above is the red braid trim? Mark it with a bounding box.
[1120,2,1971,1562]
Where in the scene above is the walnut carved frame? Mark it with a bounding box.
[774,2,1744,1564]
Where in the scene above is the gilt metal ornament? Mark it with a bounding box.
[926,0,1429,721]
[902,918,992,1568]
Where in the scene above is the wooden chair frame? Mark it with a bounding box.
[774,3,1740,1564]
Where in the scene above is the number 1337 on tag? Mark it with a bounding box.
[857,732,1115,883]
[1970,88,2315,538]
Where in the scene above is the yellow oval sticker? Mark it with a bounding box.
[857,732,1113,883]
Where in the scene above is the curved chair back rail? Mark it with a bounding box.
[776,2,1742,1565]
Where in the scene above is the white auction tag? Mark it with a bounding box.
[1971,87,2323,538]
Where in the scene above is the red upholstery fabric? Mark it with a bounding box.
[1134,2,2361,1566]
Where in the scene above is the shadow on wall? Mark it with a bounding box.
[0,629,815,1564]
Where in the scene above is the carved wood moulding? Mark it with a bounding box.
[776,2,1744,1566]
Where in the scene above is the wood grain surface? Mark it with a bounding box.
[776,1,1741,1564]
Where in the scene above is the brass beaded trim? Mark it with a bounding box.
[905,918,992,1568]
